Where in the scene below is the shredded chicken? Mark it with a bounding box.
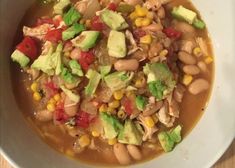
[157,101,175,127]
[138,114,158,141]
[26,68,40,80]
[126,30,142,55]
[196,37,208,56]
[23,24,53,40]
[173,84,186,103]
[167,94,180,118]
[143,100,163,116]
[180,40,196,54]
[144,0,162,11]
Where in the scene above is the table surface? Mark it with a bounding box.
[1,140,234,168]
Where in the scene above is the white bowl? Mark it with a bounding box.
[0,0,235,167]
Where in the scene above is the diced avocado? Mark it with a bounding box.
[11,50,30,67]
[193,18,205,29]
[118,120,143,145]
[104,71,134,91]
[71,31,100,51]
[100,112,123,139]
[31,43,63,76]
[85,69,101,96]
[148,80,167,100]
[61,66,79,84]
[60,85,80,103]
[171,5,197,24]
[99,65,111,77]
[117,3,135,13]
[107,30,126,58]
[53,0,70,15]
[63,7,81,26]
[68,60,83,76]
[62,23,85,41]
[100,9,128,30]
[135,95,147,111]
[158,125,182,152]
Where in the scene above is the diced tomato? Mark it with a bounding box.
[44,28,62,43]
[16,36,38,60]
[44,81,59,97]
[163,27,182,39]
[78,50,95,71]
[133,29,146,40]
[76,111,91,128]
[123,98,133,116]
[35,17,54,26]
[108,3,117,11]
[54,101,69,123]
[90,16,105,31]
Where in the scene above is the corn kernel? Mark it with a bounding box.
[135,18,143,27]
[91,131,100,137]
[204,56,213,64]
[193,47,202,57]
[129,11,138,20]
[135,5,148,17]
[33,92,41,101]
[159,49,169,57]
[182,74,193,86]
[108,138,117,145]
[146,12,154,19]
[126,91,135,98]
[64,51,70,57]
[141,18,151,26]
[113,90,124,100]
[53,94,61,102]
[79,135,90,148]
[135,78,146,88]
[117,110,126,119]
[99,104,108,113]
[30,82,38,92]
[140,34,152,44]
[47,103,55,112]
[108,100,120,109]
[48,98,56,105]
[145,116,155,128]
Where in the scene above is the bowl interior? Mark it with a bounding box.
[0,0,235,168]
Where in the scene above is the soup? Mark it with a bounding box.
[11,0,214,166]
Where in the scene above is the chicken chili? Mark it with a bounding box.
[11,0,214,166]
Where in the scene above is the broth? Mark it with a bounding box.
[11,0,214,166]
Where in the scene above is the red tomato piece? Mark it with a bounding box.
[44,28,62,43]
[76,111,91,128]
[133,29,147,40]
[163,27,182,39]
[78,51,95,70]
[90,16,105,31]
[108,3,117,11]
[123,98,133,116]
[16,36,38,60]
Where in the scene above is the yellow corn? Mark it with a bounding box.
[47,103,55,112]
[91,131,100,137]
[146,12,154,19]
[48,98,56,105]
[53,93,61,102]
[159,49,169,57]
[145,116,155,128]
[204,56,213,64]
[126,90,135,98]
[117,110,126,119]
[129,11,138,20]
[99,104,108,113]
[113,90,124,100]
[182,74,193,86]
[140,34,152,44]
[30,82,38,92]
[135,5,148,17]
[33,92,41,101]
[108,138,117,145]
[135,78,146,88]
[141,18,151,26]
[193,47,202,57]
[108,100,120,109]
[64,51,70,57]
[135,18,143,27]
[79,135,90,148]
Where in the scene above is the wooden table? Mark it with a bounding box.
[1,140,234,168]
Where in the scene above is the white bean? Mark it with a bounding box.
[188,78,209,95]
[197,61,208,73]
[183,65,200,75]
[157,7,165,19]
[178,51,197,65]
[124,0,143,6]
[127,145,142,160]
[114,59,139,71]
[113,143,131,165]
[35,109,53,122]
[64,96,78,117]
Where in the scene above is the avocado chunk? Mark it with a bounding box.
[62,23,85,41]
[11,50,30,67]
[171,5,197,24]
[192,18,205,29]
[135,95,147,111]
[100,9,128,30]
[71,31,100,51]
[63,6,81,26]
[68,60,83,76]
[85,69,101,96]
[100,113,123,139]
[104,71,133,91]
[61,66,80,84]
[99,65,111,77]
[53,0,70,15]
[118,120,143,145]
[60,85,80,103]
[107,30,126,58]
[158,125,182,152]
